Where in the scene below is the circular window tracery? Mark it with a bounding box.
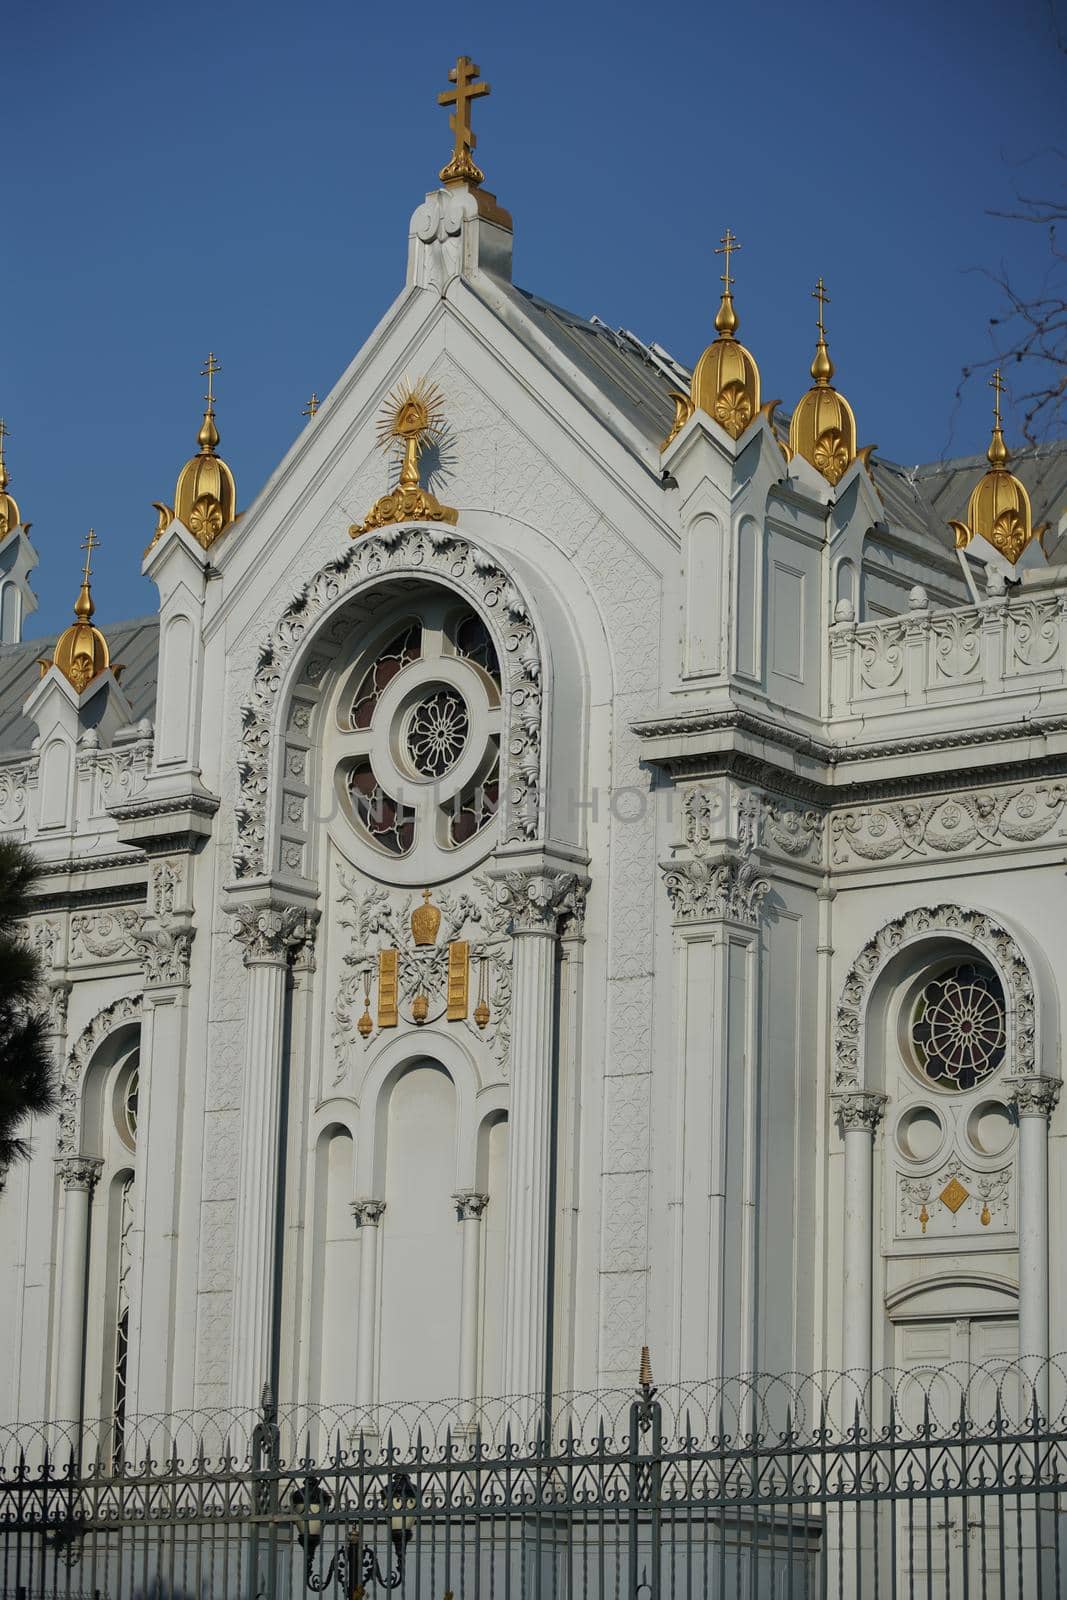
[909,961,1006,1092]
[405,687,470,777]
[335,601,501,867]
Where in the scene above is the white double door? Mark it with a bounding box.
[894,1316,1027,1596]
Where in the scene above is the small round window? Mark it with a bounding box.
[909,962,1006,1092]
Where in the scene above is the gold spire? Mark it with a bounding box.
[949,369,1048,564]
[438,55,490,187]
[147,352,238,556]
[40,530,115,693]
[663,229,767,450]
[0,419,23,538]
[787,277,866,487]
[349,378,458,537]
[302,392,320,420]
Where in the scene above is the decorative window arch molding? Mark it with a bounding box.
[59,993,142,1156]
[834,904,1040,1092]
[233,525,546,881]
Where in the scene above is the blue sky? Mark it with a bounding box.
[5,0,1064,636]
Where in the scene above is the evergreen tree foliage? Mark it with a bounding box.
[0,838,56,1169]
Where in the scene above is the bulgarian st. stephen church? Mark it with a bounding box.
[2,58,1067,1439]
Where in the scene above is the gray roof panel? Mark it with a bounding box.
[0,617,159,758]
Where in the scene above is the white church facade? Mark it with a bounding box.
[2,61,1067,1447]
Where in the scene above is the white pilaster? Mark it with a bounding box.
[833,1092,887,1381]
[124,862,193,1418]
[491,867,586,1402]
[54,1156,102,1426]
[351,1199,386,1411]
[453,1191,489,1412]
[1009,1076,1060,1369]
[228,899,315,1408]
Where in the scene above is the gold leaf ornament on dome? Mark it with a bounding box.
[38,529,121,694]
[787,278,872,488]
[0,420,24,539]
[350,379,458,537]
[948,371,1049,565]
[146,352,238,557]
[666,229,768,450]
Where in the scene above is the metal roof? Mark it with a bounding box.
[0,616,159,758]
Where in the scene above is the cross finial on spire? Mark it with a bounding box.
[715,228,741,295]
[990,368,1004,431]
[812,277,831,340]
[438,55,491,188]
[302,392,320,420]
[0,419,9,457]
[202,352,221,410]
[80,527,100,585]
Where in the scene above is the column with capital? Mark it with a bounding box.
[833,1091,887,1382]
[351,1199,386,1413]
[453,1191,489,1414]
[492,867,585,1403]
[125,866,194,1417]
[228,900,315,1408]
[1009,1075,1060,1371]
[661,829,767,1382]
[54,1156,103,1426]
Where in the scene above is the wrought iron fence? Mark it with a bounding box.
[2,1362,1067,1599]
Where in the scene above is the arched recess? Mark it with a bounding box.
[833,904,1052,1096]
[60,995,143,1157]
[232,525,573,884]
[355,1027,483,1190]
[377,1058,462,1405]
[309,1123,357,1407]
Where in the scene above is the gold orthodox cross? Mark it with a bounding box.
[80,527,100,582]
[201,351,221,407]
[715,229,740,295]
[812,277,831,339]
[990,367,1004,429]
[438,56,490,186]
[302,392,320,420]
[0,418,8,453]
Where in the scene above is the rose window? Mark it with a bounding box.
[910,962,1006,1092]
[336,604,501,867]
[406,688,470,777]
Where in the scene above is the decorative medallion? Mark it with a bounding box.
[939,1175,969,1215]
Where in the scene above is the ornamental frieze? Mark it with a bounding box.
[332,871,512,1083]
[69,908,146,963]
[830,782,1067,865]
[897,1160,1013,1240]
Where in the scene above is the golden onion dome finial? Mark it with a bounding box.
[948,367,1049,564]
[148,352,238,556]
[0,418,23,536]
[41,529,114,693]
[665,228,765,448]
[787,276,865,488]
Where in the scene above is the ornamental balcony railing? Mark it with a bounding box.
[828,589,1067,733]
[2,1360,1067,1599]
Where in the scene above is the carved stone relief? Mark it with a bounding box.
[831,782,1067,865]
[332,870,513,1082]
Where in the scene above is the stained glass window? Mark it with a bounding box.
[910,962,1006,1092]
[350,622,422,730]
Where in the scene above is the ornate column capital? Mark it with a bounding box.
[833,1090,889,1134]
[1008,1075,1061,1122]
[56,1154,104,1193]
[453,1190,489,1220]
[490,866,588,935]
[231,902,318,967]
[660,853,768,927]
[351,1198,386,1227]
[136,922,193,988]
